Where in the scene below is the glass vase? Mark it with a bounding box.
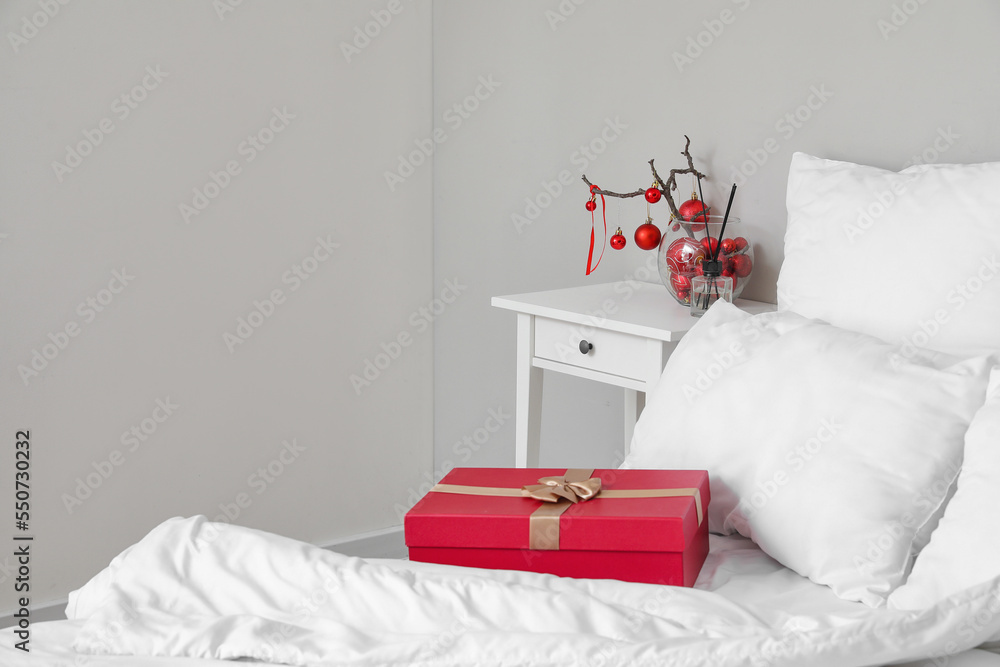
[657,215,753,306]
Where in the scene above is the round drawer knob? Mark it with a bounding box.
[579,340,594,355]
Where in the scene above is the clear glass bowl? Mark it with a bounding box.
[657,216,753,306]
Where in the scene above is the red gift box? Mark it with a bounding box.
[405,467,710,586]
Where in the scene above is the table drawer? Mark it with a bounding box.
[533,316,653,380]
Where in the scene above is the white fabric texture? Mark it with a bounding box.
[621,301,994,607]
[777,152,1000,356]
[4,530,1000,666]
[890,367,1000,610]
[54,517,1000,666]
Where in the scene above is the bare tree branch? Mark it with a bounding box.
[580,175,644,199]
[581,135,707,219]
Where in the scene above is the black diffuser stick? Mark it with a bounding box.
[714,184,738,261]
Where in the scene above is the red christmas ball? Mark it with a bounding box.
[585,200,597,212]
[676,289,690,303]
[734,236,749,252]
[722,268,736,281]
[610,229,627,250]
[700,236,720,257]
[732,254,753,278]
[720,238,737,255]
[666,237,695,263]
[670,274,691,292]
[678,198,709,222]
[634,222,662,251]
[665,237,705,273]
[644,187,662,204]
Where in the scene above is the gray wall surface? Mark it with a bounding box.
[0,1,434,612]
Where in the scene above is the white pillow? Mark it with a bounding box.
[777,153,1000,357]
[889,368,1000,610]
[622,301,994,607]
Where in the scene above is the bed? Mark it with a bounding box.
[3,153,1000,666]
[3,522,1000,666]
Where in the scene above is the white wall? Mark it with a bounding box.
[0,0,433,613]
[432,1,1000,471]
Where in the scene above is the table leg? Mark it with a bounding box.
[623,389,645,459]
[515,313,543,467]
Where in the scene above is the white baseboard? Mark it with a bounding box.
[0,600,67,629]
[0,525,407,629]
[321,524,406,559]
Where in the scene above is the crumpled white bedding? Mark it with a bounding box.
[3,515,1000,666]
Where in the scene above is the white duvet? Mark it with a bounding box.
[7,516,1000,666]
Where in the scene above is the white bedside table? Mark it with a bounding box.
[492,281,774,467]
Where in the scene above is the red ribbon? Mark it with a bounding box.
[586,185,606,275]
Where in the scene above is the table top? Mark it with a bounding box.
[492,281,775,342]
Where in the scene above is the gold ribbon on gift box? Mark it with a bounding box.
[429,468,703,551]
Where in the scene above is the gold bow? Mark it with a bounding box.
[522,475,602,504]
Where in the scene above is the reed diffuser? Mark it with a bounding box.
[690,183,738,317]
